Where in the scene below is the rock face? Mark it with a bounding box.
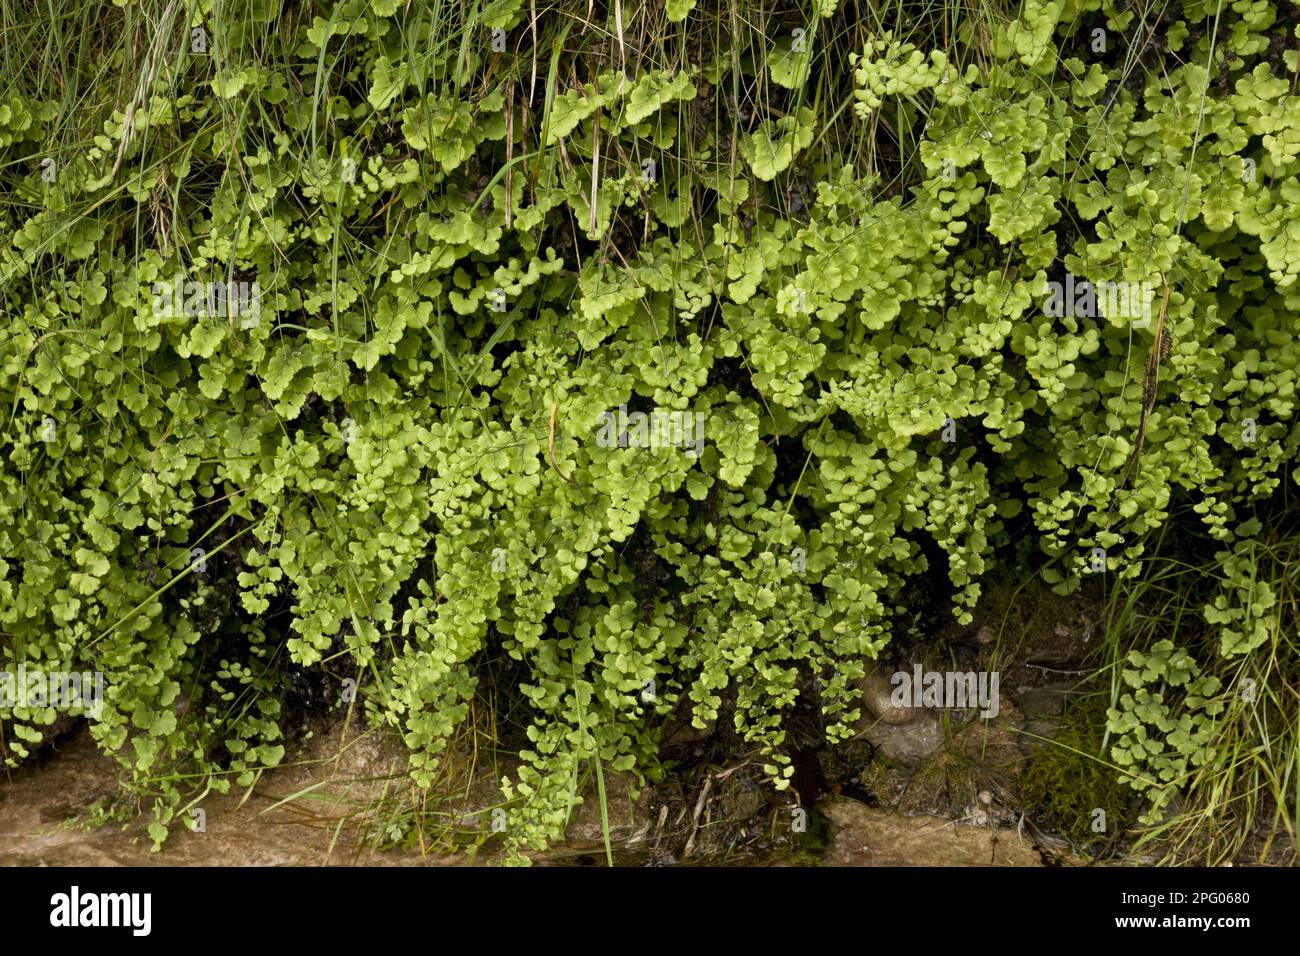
[857,712,945,765]
[1018,717,1063,755]
[818,797,1044,866]
[1016,687,1068,718]
[558,771,653,848]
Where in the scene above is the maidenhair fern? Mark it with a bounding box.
[2,0,1300,856]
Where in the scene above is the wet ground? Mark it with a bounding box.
[0,729,431,866]
[0,725,1051,867]
[2,581,1114,867]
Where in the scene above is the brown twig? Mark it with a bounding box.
[1118,276,1173,490]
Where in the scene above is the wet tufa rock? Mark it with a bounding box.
[1017,717,1063,755]
[561,772,654,848]
[1014,686,1068,718]
[818,796,1044,866]
[856,710,944,766]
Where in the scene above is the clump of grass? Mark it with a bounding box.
[1097,513,1300,865]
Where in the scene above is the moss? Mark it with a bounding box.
[796,806,834,862]
[1021,698,1131,851]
